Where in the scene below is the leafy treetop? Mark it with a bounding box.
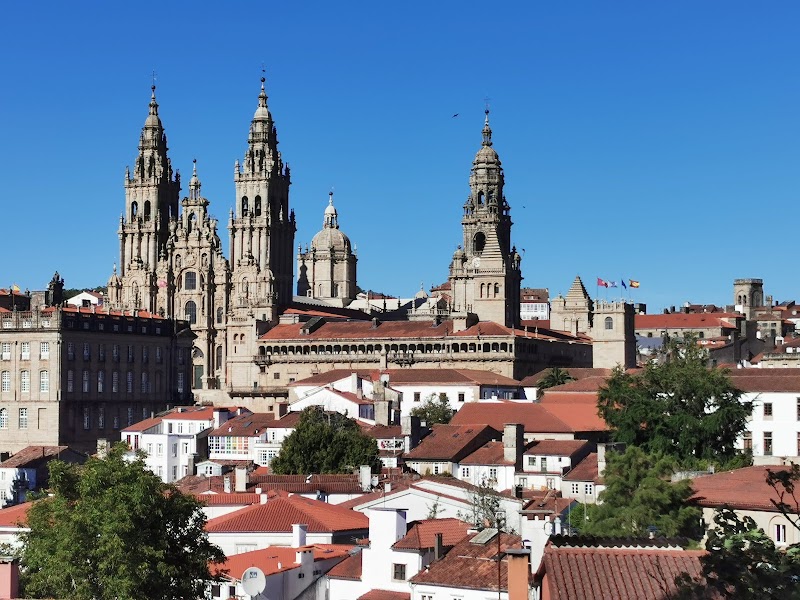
[410,392,454,425]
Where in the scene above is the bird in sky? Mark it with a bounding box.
[452,113,459,118]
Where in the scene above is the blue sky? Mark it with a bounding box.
[1,2,798,312]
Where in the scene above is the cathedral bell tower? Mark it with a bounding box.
[108,86,180,312]
[228,77,296,322]
[448,110,521,327]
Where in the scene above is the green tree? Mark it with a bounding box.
[410,392,454,425]
[597,337,751,466]
[674,508,800,599]
[458,477,503,529]
[538,367,574,390]
[270,407,381,474]
[20,444,224,600]
[581,446,702,539]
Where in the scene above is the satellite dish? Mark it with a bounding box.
[241,566,267,596]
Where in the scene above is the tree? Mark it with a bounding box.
[458,477,503,529]
[580,446,702,539]
[270,407,381,474]
[538,367,574,390]
[410,392,454,425]
[597,337,751,466]
[674,508,800,599]
[20,444,224,600]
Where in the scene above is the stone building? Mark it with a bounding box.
[0,283,193,454]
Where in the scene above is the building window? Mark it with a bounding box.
[141,372,149,394]
[113,416,120,430]
[604,316,613,330]
[126,371,133,393]
[433,464,440,475]
[157,443,164,456]
[540,457,548,472]
[67,342,75,360]
[185,272,197,291]
[156,346,163,364]
[20,370,30,393]
[98,406,105,429]
[764,403,773,418]
[1,343,10,360]
[40,370,49,393]
[571,483,579,494]
[185,301,197,325]
[97,371,105,394]
[776,523,787,543]
[461,467,470,478]
[216,307,223,324]
[585,483,594,495]
[527,456,535,467]
[142,346,148,363]
[414,392,421,402]
[0,408,7,429]
[82,370,90,393]
[19,408,28,429]
[112,344,120,362]
[182,442,189,455]
[127,407,134,427]
[83,407,91,430]
[98,344,105,361]
[83,343,91,361]
[743,431,752,451]
[765,432,773,456]
[20,342,30,360]
[112,371,119,393]
[489,467,498,481]
[458,392,465,402]
[177,372,185,394]
[67,370,74,393]
[0,371,9,393]
[392,564,406,581]
[127,345,134,363]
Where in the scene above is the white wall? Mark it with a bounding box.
[740,391,800,459]
[208,530,335,558]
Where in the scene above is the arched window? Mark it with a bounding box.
[216,307,223,324]
[473,232,486,254]
[254,196,262,217]
[241,196,249,217]
[604,317,613,330]
[477,191,484,205]
[494,283,500,296]
[480,283,485,298]
[0,408,7,429]
[185,301,197,325]
[131,201,138,219]
[185,272,197,291]
[143,201,151,222]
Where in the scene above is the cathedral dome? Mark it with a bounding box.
[474,144,500,164]
[310,192,352,253]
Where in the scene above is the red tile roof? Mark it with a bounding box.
[196,493,265,506]
[689,465,790,512]
[541,545,708,600]
[0,502,31,528]
[459,441,514,466]
[205,495,368,533]
[357,591,410,600]
[562,454,601,483]
[449,402,574,434]
[728,371,800,393]
[635,313,741,330]
[410,530,522,591]
[289,368,520,387]
[404,424,499,462]
[212,544,352,578]
[519,368,614,387]
[326,550,362,580]
[524,439,589,457]
[392,518,471,550]
[208,413,276,437]
[538,393,608,432]
[0,446,73,468]
[543,377,608,393]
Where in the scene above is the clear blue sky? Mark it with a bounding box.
[1,2,798,312]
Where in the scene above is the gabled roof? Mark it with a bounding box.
[562,454,601,483]
[205,495,368,533]
[459,441,514,466]
[404,424,499,462]
[635,313,741,330]
[728,371,800,393]
[689,465,790,512]
[326,550,362,580]
[357,591,410,600]
[543,377,608,393]
[519,368,614,387]
[208,413,275,437]
[523,439,589,458]
[289,368,520,387]
[362,424,404,439]
[0,502,31,528]
[392,518,471,550]
[0,446,73,468]
[538,393,608,432]
[449,401,574,434]
[540,543,708,600]
[212,543,352,579]
[409,530,522,591]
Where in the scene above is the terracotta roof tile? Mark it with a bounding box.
[208,413,275,437]
[212,543,353,579]
[519,368,614,387]
[392,518,471,550]
[544,377,608,393]
[449,402,575,434]
[405,424,499,462]
[0,446,73,468]
[541,545,709,600]
[562,454,601,483]
[538,393,608,432]
[410,530,522,591]
[357,591,410,600]
[689,465,790,512]
[524,439,589,457]
[635,313,741,330]
[205,495,368,533]
[326,550,362,580]
[459,441,514,466]
[0,502,31,528]
[728,372,800,393]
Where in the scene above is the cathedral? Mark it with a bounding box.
[107,79,631,408]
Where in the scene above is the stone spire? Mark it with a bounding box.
[244,77,279,176]
[189,159,201,201]
[136,85,172,182]
[324,191,339,229]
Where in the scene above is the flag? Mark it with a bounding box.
[629,280,640,288]
[596,277,608,288]
[607,281,618,288]
[11,284,19,292]
[621,279,627,289]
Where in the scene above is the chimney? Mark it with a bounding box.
[597,444,608,477]
[223,475,231,494]
[554,516,562,535]
[505,549,532,600]
[359,465,372,492]
[434,532,444,561]
[503,423,524,466]
[293,523,308,548]
[374,399,390,426]
[234,466,248,492]
[401,415,422,451]
[187,453,197,477]
[350,372,360,393]
[212,409,224,430]
[260,492,268,505]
